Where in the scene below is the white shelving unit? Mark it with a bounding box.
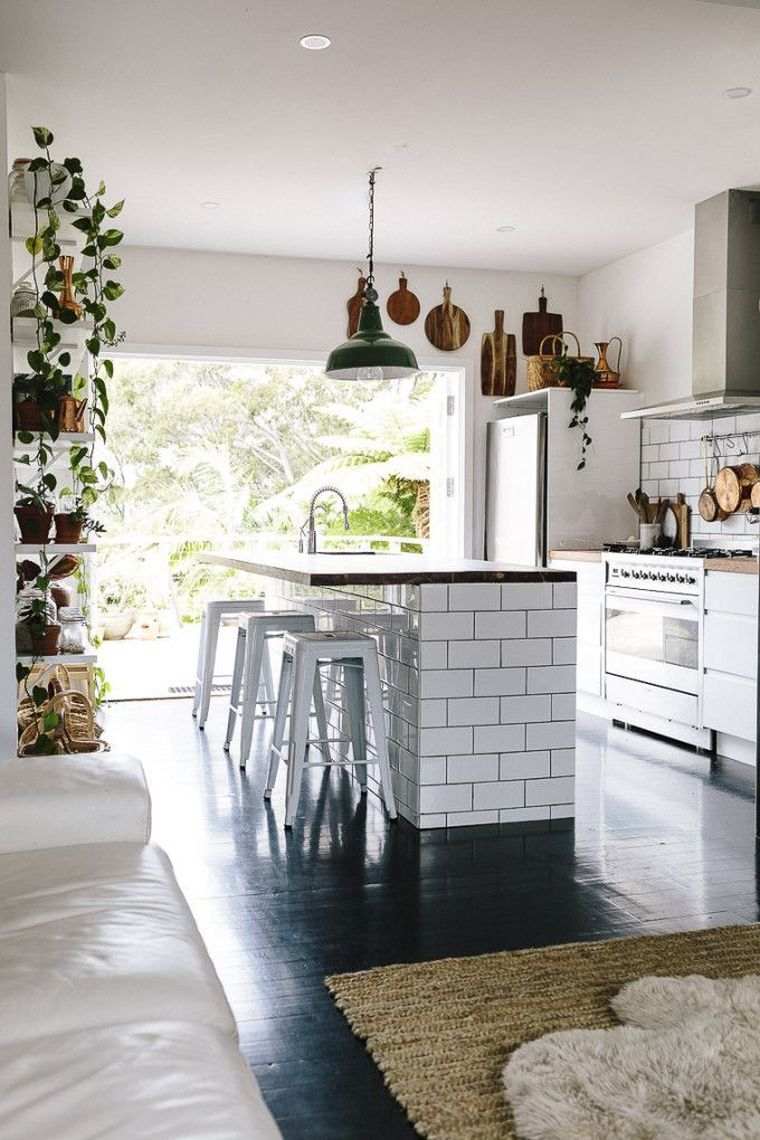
[10,191,99,681]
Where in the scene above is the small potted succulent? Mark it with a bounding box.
[53,495,105,544]
[14,476,57,543]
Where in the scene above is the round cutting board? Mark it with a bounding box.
[424,283,470,351]
[386,273,420,325]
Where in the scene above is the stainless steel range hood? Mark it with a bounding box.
[622,188,760,421]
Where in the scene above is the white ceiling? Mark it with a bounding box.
[2,0,760,275]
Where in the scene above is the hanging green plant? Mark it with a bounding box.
[554,352,595,470]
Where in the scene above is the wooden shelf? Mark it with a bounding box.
[12,315,93,349]
[17,645,97,666]
[16,543,96,556]
[14,431,95,447]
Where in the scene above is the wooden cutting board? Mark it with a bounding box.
[346,271,367,337]
[522,286,563,356]
[481,310,516,397]
[424,283,470,351]
[386,273,420,325]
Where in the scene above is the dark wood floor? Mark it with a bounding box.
[107,699,760,1139]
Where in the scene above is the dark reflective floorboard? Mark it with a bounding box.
[107,701,760,1139]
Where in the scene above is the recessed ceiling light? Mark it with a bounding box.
[724,86,752,99]
[496,224,517,233]
[201,201,220,209]
[300,34,331,50]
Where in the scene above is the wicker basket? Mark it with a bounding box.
[17,663,108,755]
[527,331,593,392]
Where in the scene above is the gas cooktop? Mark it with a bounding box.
[603,544,755,559]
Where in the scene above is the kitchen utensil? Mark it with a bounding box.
[593,338,623,388]
[522,286,563,356]
[635,488,650,520]
[57,394,87,433]
[481,310,516,397]
[424,283,471,351]
[627,491,643,520]
[386,272,420,325]
[346,270,367,337]
[639,522,661,552]
[527,331,593,391]
[715,463,759,513]
[668,493,690,549]
[656,497,670,525]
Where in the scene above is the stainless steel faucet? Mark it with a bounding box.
[299,486,350,553]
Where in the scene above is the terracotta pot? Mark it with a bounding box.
[50,583,73,610]
[30,624,61,656]
[53,513,84,544]
[14,398,44,432]
[14,504,53,543]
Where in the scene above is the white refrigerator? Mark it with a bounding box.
[485,389,641,566]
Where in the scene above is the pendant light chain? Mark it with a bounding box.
[365,166,381,302]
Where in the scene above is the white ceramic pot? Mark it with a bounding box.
[639,522,661,552]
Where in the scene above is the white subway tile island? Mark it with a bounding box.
[201,554,577,829]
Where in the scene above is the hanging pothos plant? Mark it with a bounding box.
[14,125,125,751]
[554,351,595,470]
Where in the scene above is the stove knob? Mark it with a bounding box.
[621,569,630,578]
[687,575,696,585]
[676,573,685,583]
[667,573,676,582]
[632,570,640,579]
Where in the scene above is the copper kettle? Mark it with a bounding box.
[57,394,88,432]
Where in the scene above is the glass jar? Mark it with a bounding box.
[58,607,87,654]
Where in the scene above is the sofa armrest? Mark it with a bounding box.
[0,752,151,853]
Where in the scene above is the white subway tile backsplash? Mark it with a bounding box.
[525,775,575,806]
[649,421,670,444]
[419,782,473,814]
[419,756,447,784]
[447,810,499,827]
[553,582,577,609]
[449,583,501,611]
[526,721,576,750]
[419,725,473,756]
[449,640,501,668]
[420,670,473,698]
[553,638,577,665]
[527,665,577,694]
[420,699,447,727]
[659,443,679,461]
[668,460,690,479]
[474,667,526,696]
[669,421,692,442]
[447,753,499,783]
[528,610,576,638]
[501,638,553,666]
[499,750,550,779]
[475,723,526,753]
[551,748,575,776]
[550,804,575,819]
[500,694,552,723]
[420,611,473,640]
[501,582,553,609]
[419,641,447,669]
[473,780,525,810]
[551,693,577,721]
[499,805,551,823]
[418,584,449,611]
[448,696,500,725]
[648,461,668,479]
[475,611,526,639]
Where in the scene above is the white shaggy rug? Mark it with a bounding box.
[504,974,760,1139]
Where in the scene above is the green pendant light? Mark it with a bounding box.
[326,167,419,381]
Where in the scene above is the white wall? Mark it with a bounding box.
[0,76,17,762]
[116,246,578,556]
[577,229,694,406]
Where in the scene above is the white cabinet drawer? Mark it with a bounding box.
[703,671,756,741]
[705,572,758,617]
[606,674,698,726]
[704,612,757,679]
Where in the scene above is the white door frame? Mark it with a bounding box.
[111,344,472,559]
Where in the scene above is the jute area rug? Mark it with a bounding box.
[325,923,760,1140]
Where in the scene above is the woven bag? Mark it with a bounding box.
[526,331,593,391]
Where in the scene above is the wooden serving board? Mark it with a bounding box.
[346,272,367,337]
[522,287,563,356]
[386,273,420,325]
[424,283,470,351]
[481,310,516,397]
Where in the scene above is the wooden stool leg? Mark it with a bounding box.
[266,649,293,798]
[365,650,397,819]
[344,660,368,794]
[239,624,265,771]
[224,627,246,750]
[198,608,220,729]
[192,610,207,717]
[284,648,314,828]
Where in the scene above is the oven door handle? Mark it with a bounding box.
[605,590,700,620]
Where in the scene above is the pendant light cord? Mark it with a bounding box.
[365,166,381,301]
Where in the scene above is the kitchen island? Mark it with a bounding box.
[201,553,578,829]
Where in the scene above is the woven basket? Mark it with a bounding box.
[527,331,593,392]
[17,663,108,755]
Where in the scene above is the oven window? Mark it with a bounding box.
[605,607,698,671]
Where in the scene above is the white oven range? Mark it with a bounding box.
[603,553,713,750]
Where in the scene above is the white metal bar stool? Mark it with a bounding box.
[266,630,397,829]
[193,599,275,729]
[225,611,330,771]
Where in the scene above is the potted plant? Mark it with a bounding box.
[16,585,60,656]
[14,476,57,543]
[553,352,596,470]
[53,495,105,544]
[13,371,69,433]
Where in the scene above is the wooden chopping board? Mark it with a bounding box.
[481,310,516,397]
[346,271,367,337]
[386,272,420,325]
[424,283,470,351]
[522,286,563,356]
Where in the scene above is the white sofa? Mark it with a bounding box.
[0,752,281,1140]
